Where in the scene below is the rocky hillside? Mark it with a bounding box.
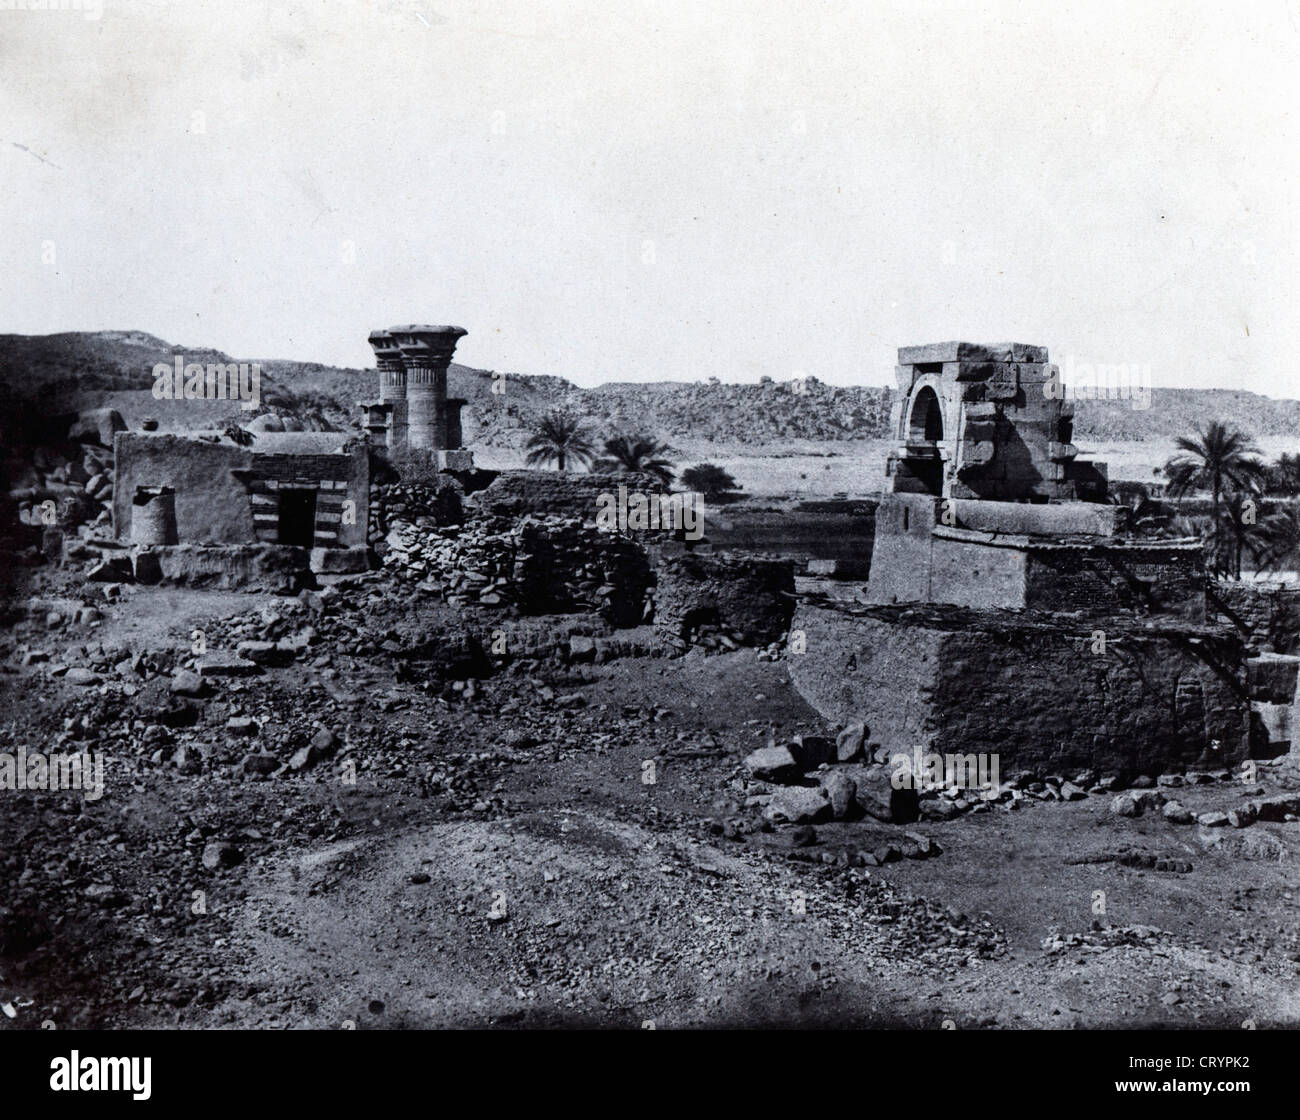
[1,331,1296,450]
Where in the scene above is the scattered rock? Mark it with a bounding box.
[201,840,243,871]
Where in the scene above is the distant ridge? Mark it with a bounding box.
[1,331,1297,451]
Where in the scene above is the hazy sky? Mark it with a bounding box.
[3,0,1298,395]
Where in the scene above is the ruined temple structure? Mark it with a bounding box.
[364,325,473,470]
[790,341,1275,776]
[885,341,1106,501]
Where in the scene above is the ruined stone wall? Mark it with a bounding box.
[1209,582,1300,654]
[788,599,1249,775]
[651,552,795,646]
[704,501,876,576]
[382,515,653,625]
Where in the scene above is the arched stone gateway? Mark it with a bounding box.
[908,385,944,443]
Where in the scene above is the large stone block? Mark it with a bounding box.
[69,408,127,447]
[898,342,1048,365]
[787,600,1249,774]
[310,546,370,574]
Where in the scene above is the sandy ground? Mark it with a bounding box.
[2,576,1298,1030]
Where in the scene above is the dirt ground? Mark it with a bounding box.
[1,573,1298,1030]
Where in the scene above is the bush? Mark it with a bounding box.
[680,463,742,500]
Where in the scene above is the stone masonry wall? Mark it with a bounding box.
[382,515,653,626]
[652,552,796,646]
[1209,582,1300,654]
[788,599,1249,775]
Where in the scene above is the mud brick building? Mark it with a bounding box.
[111,431,372,583]
[110,321,477,580]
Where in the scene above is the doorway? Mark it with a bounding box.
[277,489,317,547]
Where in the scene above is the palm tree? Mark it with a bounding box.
[592,434,677,486]
[1265,452,1300,497]
[524,408,596,472]
[1163,423,1264,576]
[1252,504,1300,576]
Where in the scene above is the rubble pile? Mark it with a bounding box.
[367,480,465,546]
[6,408,123,562]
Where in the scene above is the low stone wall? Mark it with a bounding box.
[705,500,876,577]
[469,469,665,520]
[652,552,796,645]
[1209,581,1300,654]
[367,480,465,546]
[133,544,310,591]
[788,598,1250,775]
[382,515,653,625]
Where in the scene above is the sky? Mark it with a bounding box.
[2,0,1298,395]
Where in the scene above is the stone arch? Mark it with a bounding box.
[908,385,945,443]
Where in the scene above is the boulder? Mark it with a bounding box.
[789,734,836,768]
[87,556,134,583]
[69,408,126,447]
[1110,790,1166,817]
[236,640,290,667]
[195,652,261,678]
[851,766,920,824]
[241,752,280,776]
[568,635,597,664]
[201,840,243,870]
[743,744,801,784]
[762,785,832,824]
[835,721,867,762]
[817,770,857,820]
[169,670,206,697]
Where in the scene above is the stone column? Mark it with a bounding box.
[390,325,467,451]
[368,330,408,451]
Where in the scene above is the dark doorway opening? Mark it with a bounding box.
[909,386,944,442]
[278,489,317,547]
